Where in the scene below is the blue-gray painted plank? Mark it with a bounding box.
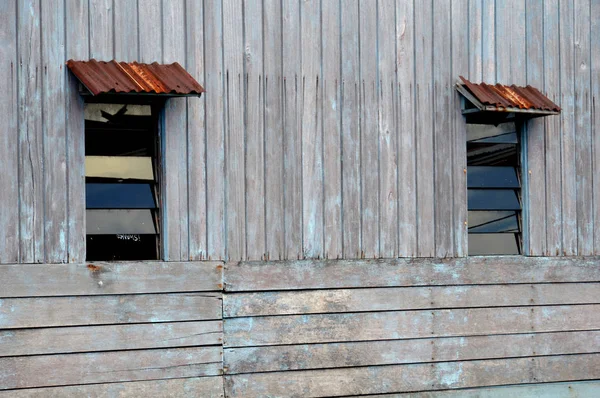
[113,0,138,61]
[89,0,113,60]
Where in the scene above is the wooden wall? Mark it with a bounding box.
[1,0,599,263]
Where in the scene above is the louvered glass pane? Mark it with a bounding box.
[86,210,156,235]
[468,233,520,255]
[468,189,520,210]
[467,143,518,166]
[86,183,156,209]
[467,166,520,188]
[467,122,518,143]
[86,156,154,180]
[86,234,158,261]
[468,211,519,233]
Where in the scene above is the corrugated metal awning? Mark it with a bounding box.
[66,59,205,97]
[456,76,560,117]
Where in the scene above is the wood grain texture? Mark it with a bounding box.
[0,0,19,264]
[396,0,417,256]
[162,0,189,261]
[89,0,113,60]
[113,0,138,61]
[224,283,600,317]
[359,0,380,258]
[481,0,495,82]
[18,0,44,263]
[1,293,222,329]
[225,353,600,397]
[0,261,223,297]
[224,330,600,374]
[0,347,222,390]
[0,377,224,398]
[137,0,161,62]
[224,304,600,347]
[0,320,222,357]
[186,0,207,260]
[224,257,600,291]
[593,0,600,255]
[468,0,483,82]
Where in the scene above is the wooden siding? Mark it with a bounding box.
[1,0,599,263]
[223,258,600,397]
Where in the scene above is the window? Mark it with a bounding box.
[467,122,523,255]
[85,103,161,261]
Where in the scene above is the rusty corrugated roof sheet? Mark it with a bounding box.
[459,76,560,113]
[66,59,205,96]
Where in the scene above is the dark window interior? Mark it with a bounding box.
[85,103,161,261]
[467,122,523,255]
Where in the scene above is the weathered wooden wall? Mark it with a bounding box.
[1,0,599,263]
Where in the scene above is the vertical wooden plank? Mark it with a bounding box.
[282,0,302,259]
[0,0,19,263]
[138,0,161,62]
[114,0,138,61]
[244,0,265,260]
[481,0,495,82]
[592,0,600,254]
[162,0,188,261]
[451,0,468,257]
[42,0,67,263]
[525,0,547,255]
[559,0,577,255]
[468,0,483,82]
[574,0,593,255]
[187,0,207,260]
[89,0,113,60]
[322,0,342,259]
[396,0,417,257]
[359,0,379,258]
[301,0,323,259]
[414,0,434,257]
[433,0,453,257]
[264,0,284,260]
[544,0,562,256]
[223,0,245,261]
[378,0,398,258]
[65,0,89,263]
[204,0,225,260]
[342,1,361,258]
[18,0,44,263]
[509,0,526,86]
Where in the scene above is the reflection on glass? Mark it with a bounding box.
[467,143,518,166]
[468,189,520,210]
[86,183,156,209]
[86,234,158,261]
[86,156,154,180]
[467,166,519,188]
[86,209,156,235]
[468,211,519,233]
[468,234,520,255]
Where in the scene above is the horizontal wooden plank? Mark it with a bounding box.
[224,258,600,291]
[0,261,223,297]
[0,321,222,357]
[0,292,222,329]
[224,283,600,317]
[224,330,600,374]
[0,347,222,390]
[224,304,600,347]
[224,353,600,397]
[0,376,224,397]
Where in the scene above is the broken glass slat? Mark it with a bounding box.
[468,211,519,233]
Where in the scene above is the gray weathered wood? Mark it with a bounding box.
[137,0,161,62]
[244,0,265,261]
[359,0,379,259]
[113,0,138,61]
[224,257,600,291]
[301,0,324,259]
[0,347,222,390]
[224,330,600,374]
[18,0,44,263]
[0,261,223,297]
[1,293,222,329]
[0,377,224,398]
[481,0,495,82]
[0,0,19,264]
[468,0,483,82]
[593,0,600,255]
[225,354,600,397]
[264,0,284,261]
[89,0,113,60]
[322,0,343,259]
[224,283,600,317]
[0,320,222,357]
[396,0,417,257]
[162,0,188,261]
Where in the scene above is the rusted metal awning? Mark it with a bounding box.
[456,76,560,120]
[66,59,205,97]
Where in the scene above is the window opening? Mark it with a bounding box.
[467,122,523,255]
[85,103,161,261]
